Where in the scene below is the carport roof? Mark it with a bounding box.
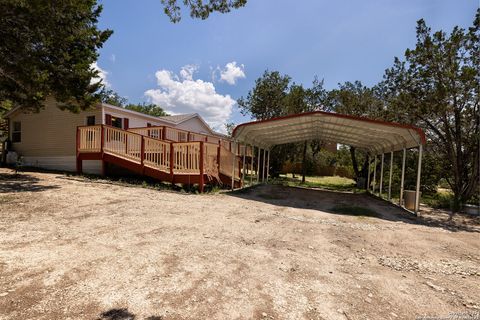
[232,111,426,154]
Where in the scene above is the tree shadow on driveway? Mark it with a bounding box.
[97,308,163,320]
[227,184,480,233]
[0,171,60,193]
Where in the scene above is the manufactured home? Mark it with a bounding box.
[3,98,230,175]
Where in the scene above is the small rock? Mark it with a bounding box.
[0,292,8,297]
[365,297,372,303]
[426,281,445,292]
[262,312,268,317]
[390,312,398,317]
[368,293,373,298]
[308,246,314,250]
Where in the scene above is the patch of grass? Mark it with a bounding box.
[422,191,454,209]
[273,175,359,192]
[330,205,379,217]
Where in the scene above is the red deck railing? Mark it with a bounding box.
[76,125,241,191]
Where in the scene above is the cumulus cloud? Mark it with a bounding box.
[219,61,246,85]
[145,65,235,133]
[90,62,110,87]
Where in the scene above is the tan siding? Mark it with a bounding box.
[9,98,101,157]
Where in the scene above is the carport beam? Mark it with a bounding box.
[379,153,384,197]
[399,148,406,206]
[415,144,423,214]
[388,151,393,201]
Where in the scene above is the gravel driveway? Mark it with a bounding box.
[0,169,479,320]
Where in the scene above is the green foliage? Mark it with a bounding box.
[0,0,112,113]
[98,88,168,118]
[125,103,169,117]
[161,0,247,23]
[99,88,128,107]
[380,9,480,209]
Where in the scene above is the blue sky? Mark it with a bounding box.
[95,0,478,132]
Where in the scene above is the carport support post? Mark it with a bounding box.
[415,144,423,214]
[256,148,261,184]
[367,154,371,191]
[261,148,266,183]
[399,148,406,206]
[266,150,270,183]
[372,155,377,193]
[242,144,246,187]
[250,145,254,186]
[379,153,384,197]
[388,151,393,201]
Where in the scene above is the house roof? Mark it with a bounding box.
[157,113,198,124]
[232,111,426,154]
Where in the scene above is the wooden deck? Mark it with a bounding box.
[76,125,249,191]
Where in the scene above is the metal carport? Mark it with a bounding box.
[232,111,426,213]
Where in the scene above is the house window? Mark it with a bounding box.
[86,116,96,126]
[12,121,21,143]
[111,116,122,128]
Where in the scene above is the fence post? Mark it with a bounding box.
[140,137,145,174]
[231,141,236,190]
[199,141,204,193]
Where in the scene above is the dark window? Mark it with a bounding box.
[86,116,96,126]
[111,116,122,128]
[147,123,152,127]
[12,121,21,143]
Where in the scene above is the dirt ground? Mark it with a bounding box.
[0,168,479,320]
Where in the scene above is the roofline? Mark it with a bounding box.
[232,111,426,146]
[101,103,178,125]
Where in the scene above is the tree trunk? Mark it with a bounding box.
[301,141,307,183]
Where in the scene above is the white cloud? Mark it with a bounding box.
[90,62,110,87]
[219,61,246,85]
[145,65,235,133]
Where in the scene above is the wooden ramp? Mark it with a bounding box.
[76,125,243,191]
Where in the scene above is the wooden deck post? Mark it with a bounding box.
[199,141,204,193]
[372,155,377,193]
[140,136,145,174]
[170,142,174,184]
[231,141,236,190]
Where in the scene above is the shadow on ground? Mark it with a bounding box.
[0,171,60,193]
[228,184,480,233]
[97,308,163,320]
